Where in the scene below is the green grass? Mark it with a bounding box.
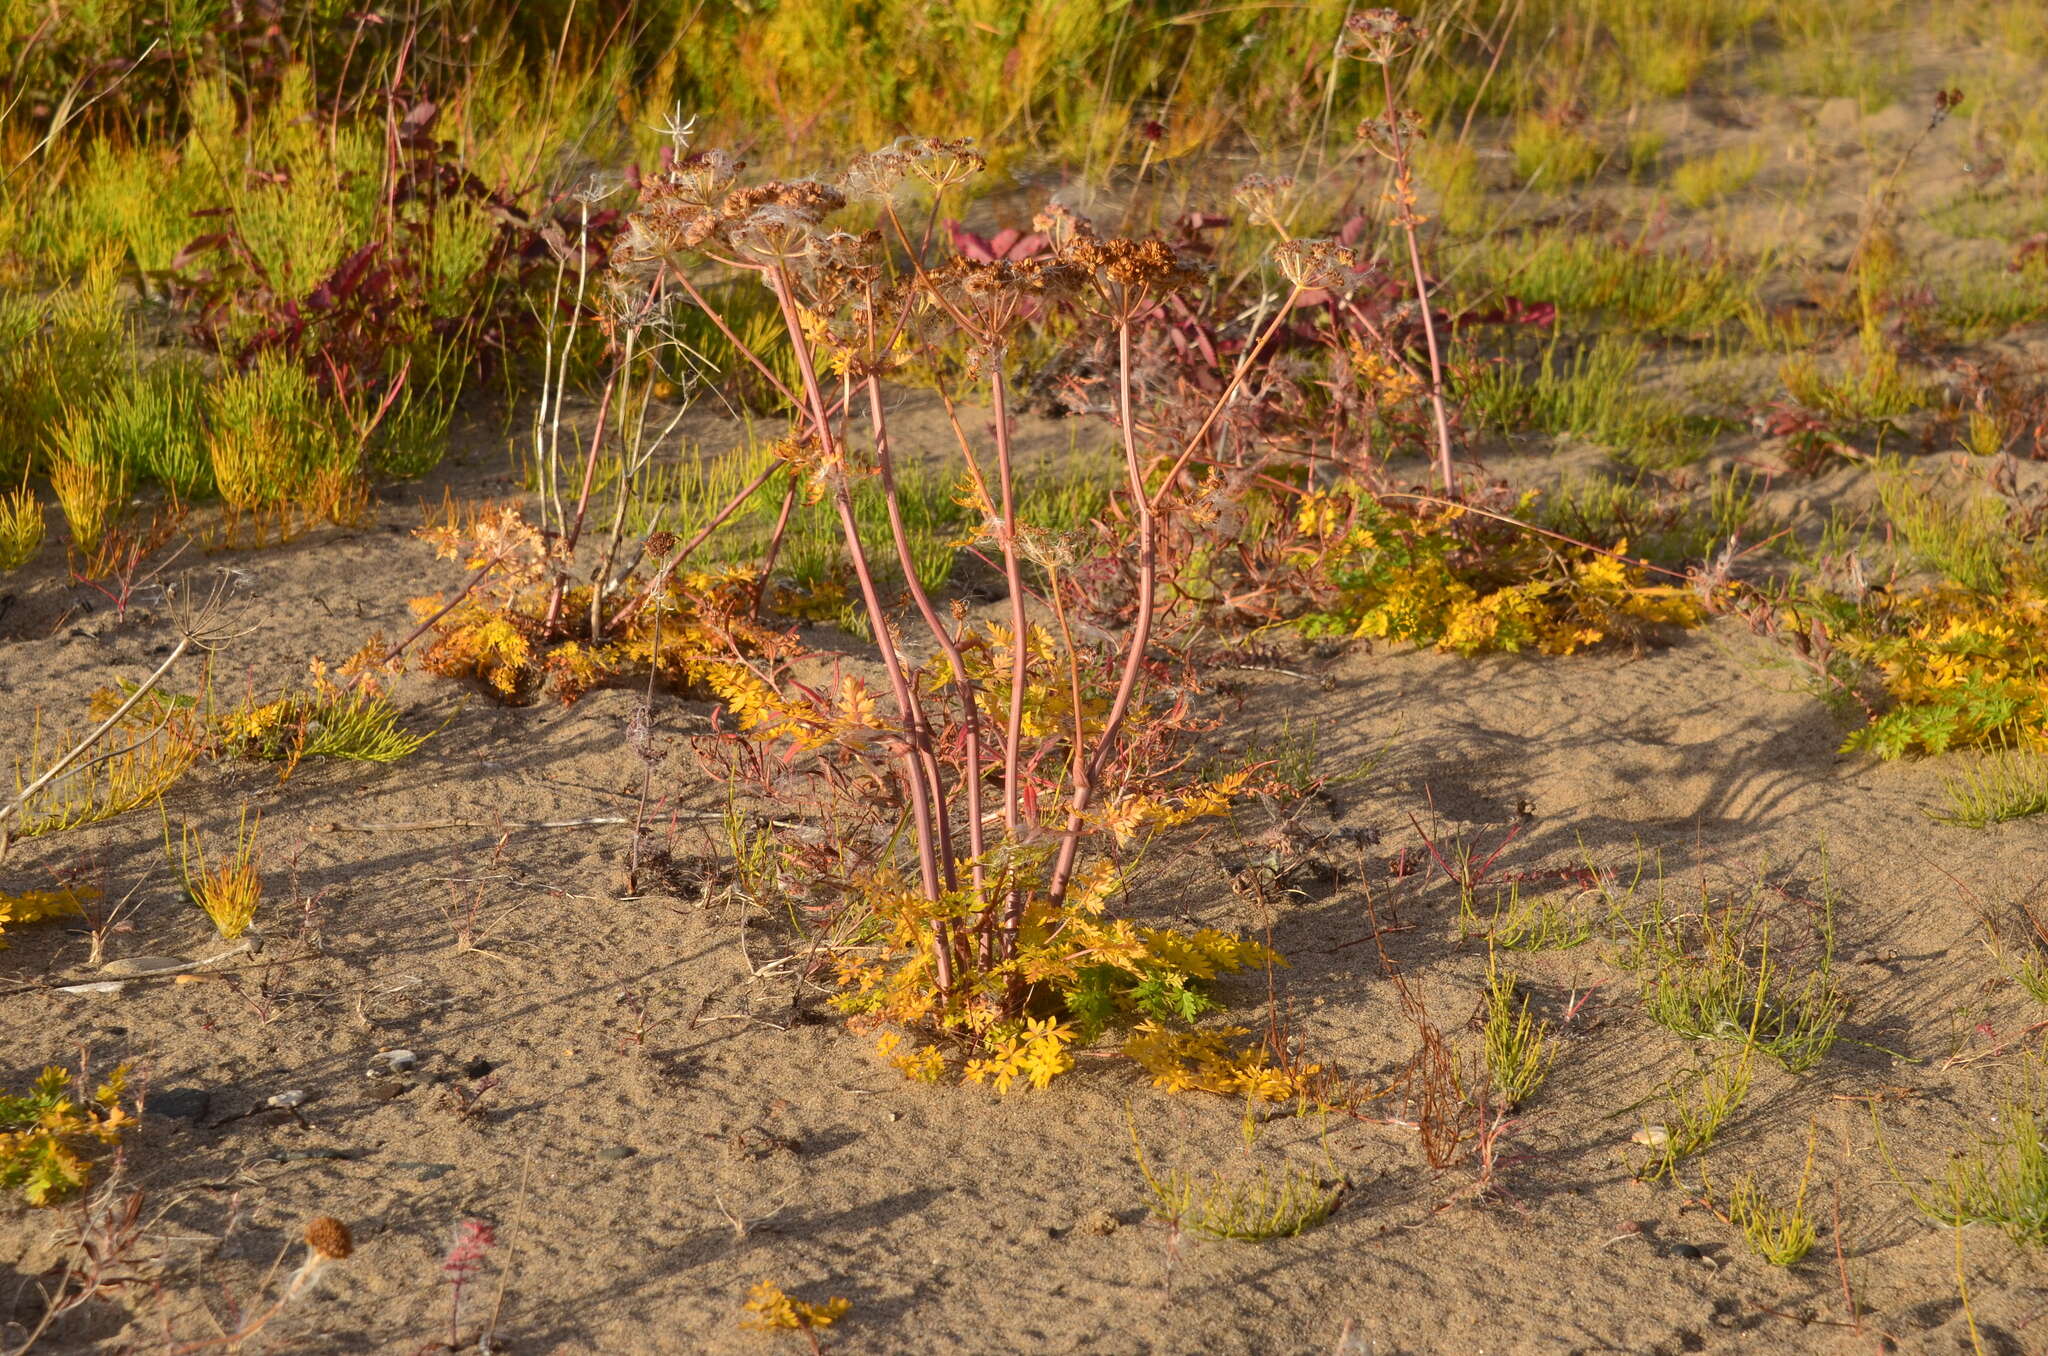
[606,442,1111,635]
[1418,141,1486,236]
[1670,145,1764,208]
[1466,335,1699,466]
[1538,467,1768,566]
[1635,927,1845,1072]
[1633,1054,1753,1182]
[0,257,124,478]
[1779,331,1934,428]
[1937,753,2048,828]
[1760,10,1907,110]
[1718,1127,1819,1265]
[1612,864,1846,1073]
[1452,231,1763,337]
[0,490,43,571]
[1933,264,2048,340]
[1511,114,1602,187]
[95,361,212,501]
[1928,189,2048,242]
[1875,460,2017,593]
[1922,1104,2048,1248]
[296,691,435,765]
[1129,1112,1344,1243]
[1460,883,1593,951]
[205,353,351,510]
[1480,958,1558,1107]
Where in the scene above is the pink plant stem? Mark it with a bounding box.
[349,556,500,692]
[866,374,985,903]
[1380,61,1457,496]
[604,459,781,634]
[668,269,805,410]
[751,471,800,619]
[990,361,1034,945]
[542,371,617,637]
[559,373,618,558]
[766,268,952,992]
[1047,316,1154,906]
[1044,564,1090,806]
[1149,289,1303,501]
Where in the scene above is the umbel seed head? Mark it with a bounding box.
[1341,8,1420,63]
[305,1216,354,1260]
[1273,238,1357,292]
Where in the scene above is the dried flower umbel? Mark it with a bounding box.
[1340,7,1421,64]
[1233,173,1297,234]
[1273,238,1357,292]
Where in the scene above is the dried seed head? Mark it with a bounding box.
[1233,173,1296,227]
[1341,8,1420,63]
[1019,257,1086,303]
[1067,236,1207,296]
[1015,523,1079,571]
[1924,86,1965,138]
[305,1216,354,1260]
[673,149,744,209]
[571,172,626,206]
[613,179,723,263]
[646,530,679,559]
[1032,201,1096,253]
[626,703,662,767]
[649,102,697,154]
[1272,238,1357,291]
[905,136,987,191]
[771,179,847,220]
[1356,107,1425,149]
[815,230,881,272]
[841,146,917,200]
[730,204,820,267]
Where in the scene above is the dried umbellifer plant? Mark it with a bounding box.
[608,136,1306,1091]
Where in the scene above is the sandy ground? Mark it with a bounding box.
[0,406,2043,1356]
[7,59,2048,1355]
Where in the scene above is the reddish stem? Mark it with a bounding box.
[867,373,983,903]
[766,267,953,994]
[1380,60,1457,496]
[1048,315,1154,907]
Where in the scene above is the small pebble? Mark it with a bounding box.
[1669,1243,1702,1261]
[367,1049,419,1075]
[1630,1125,1670,1149]
[56,981,127,996]
[461,1057,495,1079]
[597,1144,639,1161]
[266,1090,308,1110]
[367,1080,408,1103]
[1079,1208,1119,1236]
